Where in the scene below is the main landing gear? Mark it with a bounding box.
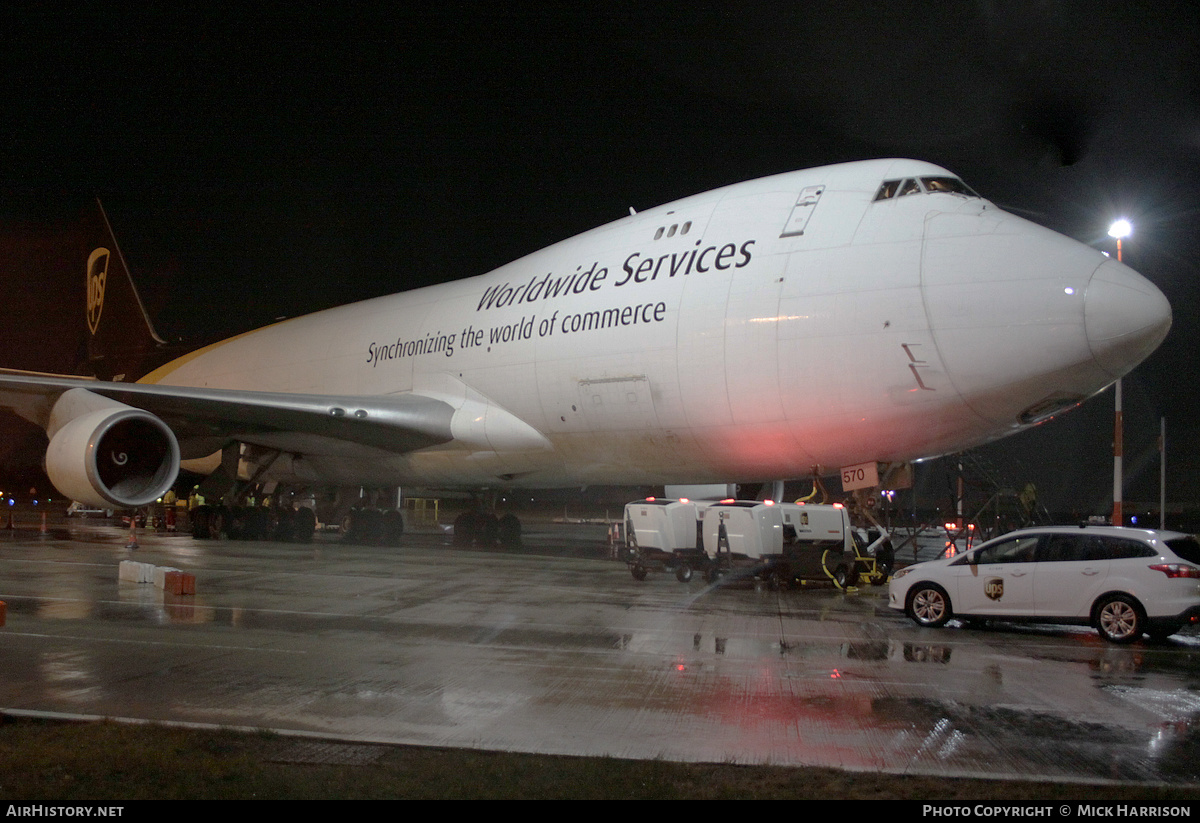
[190,504,317,543]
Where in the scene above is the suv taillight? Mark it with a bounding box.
[1149,563,1200,579]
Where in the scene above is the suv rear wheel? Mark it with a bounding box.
[1094,594,1144,643]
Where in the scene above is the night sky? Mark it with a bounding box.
[1,4,1197,514]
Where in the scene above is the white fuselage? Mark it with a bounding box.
[140,159,1172,489]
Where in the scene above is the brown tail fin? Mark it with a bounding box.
[83,201,167,381]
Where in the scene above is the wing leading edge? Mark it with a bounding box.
[0,369,457,457]
[0,368,554,509]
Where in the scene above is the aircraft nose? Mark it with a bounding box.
[1084,258,1172,378]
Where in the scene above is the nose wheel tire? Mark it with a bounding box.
[907,584,951,628]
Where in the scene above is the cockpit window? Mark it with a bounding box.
[874,180,901,201]
[921,176,979,197]
[874,176,980,202]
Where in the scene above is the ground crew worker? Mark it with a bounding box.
[163,489,177,532]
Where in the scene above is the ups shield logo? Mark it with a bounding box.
[87,248,109,335]
[985,578,1004,601]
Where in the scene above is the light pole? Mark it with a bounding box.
[1108,219,1132,526]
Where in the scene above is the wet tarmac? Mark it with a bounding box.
[2,521,1200,784]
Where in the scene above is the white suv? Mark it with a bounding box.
[889,526,1200,642]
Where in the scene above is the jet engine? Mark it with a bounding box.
[45,404,180,509]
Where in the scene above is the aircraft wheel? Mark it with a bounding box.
[453,511,477,546]
[383,509,404,546]
[630,564,647,581]
[360,509,385,544]
[477,513,500,546]
[340,509,358,543]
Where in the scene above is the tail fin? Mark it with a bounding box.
[83,200,168,382]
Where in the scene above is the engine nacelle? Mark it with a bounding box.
[46,406,181,509]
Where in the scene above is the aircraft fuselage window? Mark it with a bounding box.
[654,222,690,239]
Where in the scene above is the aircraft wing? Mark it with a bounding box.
[0,369,457,458]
